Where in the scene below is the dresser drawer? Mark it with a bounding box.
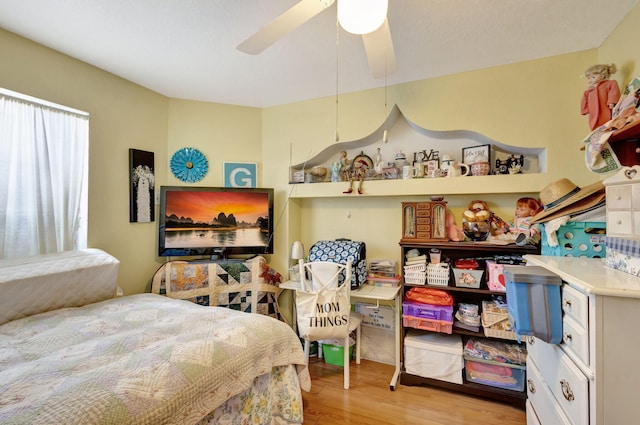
[527,338,589,425]
[633,183,640,209]
[607,210,633,235]
[607,185,631,209]
[526,359,572,425]
[561,284,587,327]
[562,315,589,366]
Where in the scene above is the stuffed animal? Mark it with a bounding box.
[445,209,464,241]
[462,200,510,241]
[463,200,491,223]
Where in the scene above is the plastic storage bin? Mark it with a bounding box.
[322,343,354,367]
[504,265,563,344]
[402,315,453,334]
[541,221,606,258]
[404,330,463,384]
[402,300,454,322]
[485,260,506,292]
[464,357,526,392]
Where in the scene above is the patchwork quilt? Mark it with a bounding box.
[151,256,284,320]
[0,293,310,425]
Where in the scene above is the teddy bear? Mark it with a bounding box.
[461,200,508,241]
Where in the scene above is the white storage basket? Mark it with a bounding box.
[426,264,450,286]
[404,271,427,285]
[404,263,427,273]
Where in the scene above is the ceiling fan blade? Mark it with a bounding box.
[237,0,335,55]
[362,19,397,79]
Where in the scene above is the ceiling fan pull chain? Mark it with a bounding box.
[335,13,340,143]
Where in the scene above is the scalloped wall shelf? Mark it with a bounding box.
[289,105,547,198]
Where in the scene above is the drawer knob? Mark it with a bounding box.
[563,299,572,308]
[564,332,573,342]
[617,195,622,200]
[527,378,536,394]
[560,379,575,402]
[527,336,535,345]
[617,219,623,225]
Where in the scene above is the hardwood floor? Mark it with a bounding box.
[302,357,526,425]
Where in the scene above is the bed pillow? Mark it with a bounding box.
[0,248,119,325]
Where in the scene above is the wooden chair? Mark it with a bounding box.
[296,259,362,389]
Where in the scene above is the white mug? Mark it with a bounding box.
[402,165,413,179]
[447,162,471,177]
[412,163,425,178]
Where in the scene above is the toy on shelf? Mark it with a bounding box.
[342,151,373,195]
[445,209,464,242]
[492,197,542,245]
[461,200,508,241]
[580,63,621,131]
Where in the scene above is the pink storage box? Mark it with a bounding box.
[403,315,453,334]
[486,260,506,292]
[402,300,454,322]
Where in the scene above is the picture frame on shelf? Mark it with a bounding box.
[462,144,491,166]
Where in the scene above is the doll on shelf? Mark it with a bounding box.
[580,63,621,130]
[493,197,542,245]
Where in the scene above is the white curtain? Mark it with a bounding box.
[0,90,89,259]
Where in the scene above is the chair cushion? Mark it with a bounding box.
[348,311,363,332]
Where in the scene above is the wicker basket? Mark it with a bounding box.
[481,316,518,341]
[426,264,450,286]
[481,300,509,326]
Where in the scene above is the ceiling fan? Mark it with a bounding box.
[236,0,397,79]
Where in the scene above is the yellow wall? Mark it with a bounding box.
[1,2,639,292]
[0,29,169,294]
[166,99,262,187]
[598,1,640,83]
[262,50,600,274]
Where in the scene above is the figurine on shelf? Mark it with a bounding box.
[331,161,341,182]
[394,150,408,167]
[506,154,525,174]
[343,152,373,195]
[492,197,542,245]
[580,63,621,130]
[374,147,384,176]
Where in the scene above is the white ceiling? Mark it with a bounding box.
[0,0,637,108]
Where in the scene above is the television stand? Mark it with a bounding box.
[210,247,230,261]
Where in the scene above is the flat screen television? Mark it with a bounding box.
[158,186,274,258]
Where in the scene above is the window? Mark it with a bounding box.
[0,88,89,259]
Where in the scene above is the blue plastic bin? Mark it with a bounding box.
[541,221,606,258]
[504,265,563,344]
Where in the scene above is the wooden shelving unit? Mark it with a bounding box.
[399,241,540,408]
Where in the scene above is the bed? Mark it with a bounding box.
[0,249,310,425]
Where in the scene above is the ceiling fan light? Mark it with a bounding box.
[338,0,388,35]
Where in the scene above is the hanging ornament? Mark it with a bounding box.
[170,147,208,183]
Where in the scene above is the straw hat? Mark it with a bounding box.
[531,178,605,223]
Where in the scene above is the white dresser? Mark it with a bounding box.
[604,165,640,237]
[523,255,640,425]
